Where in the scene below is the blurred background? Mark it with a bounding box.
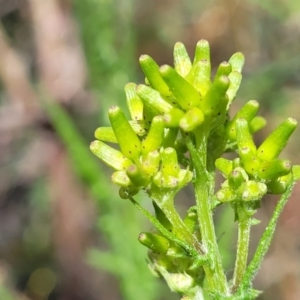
[0,0,299,299]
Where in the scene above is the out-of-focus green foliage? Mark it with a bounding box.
[73,0,138,118]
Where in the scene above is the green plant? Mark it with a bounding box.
[90,40,300,299]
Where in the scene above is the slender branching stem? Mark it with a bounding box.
[232,217,251,293]
[237,180,296,295]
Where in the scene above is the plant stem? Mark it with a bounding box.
[232,218,251,293]
[187,137,229,295]
[161,196,204,254]
[237,181,296,294]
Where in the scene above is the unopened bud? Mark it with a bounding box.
[258,159,292,180]
[257,118,297,161]
[138,232,170,254]
[137,84,174,114]
[160,65,201,110]
[139,55,171,96]
[142,116,164,157]
[90,140,133,171]
[179,107,205,132]
[173,42,192,77]
[108,106,141,162]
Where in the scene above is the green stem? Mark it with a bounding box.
[160,196,204,255]
[187,137,229,295]
[237,180,296,295]
[232,218,251,293]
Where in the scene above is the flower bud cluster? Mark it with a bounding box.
[90,40,247,198]
[139,203,204,293]
[90,39,299,296]
[216,114,298,211]
[90,90,193,198]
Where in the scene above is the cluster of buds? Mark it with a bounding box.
[139,203,204,295]
[215,108,299,219]
[90,39,299,296]
[90,40,247,198]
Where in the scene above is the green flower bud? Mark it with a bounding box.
[193,39,210,64]
[238,181,267,201]
[226,100,260,140]
[155,265,197,294]
[160,65,201,110]
[239,146,260,175]
[249,116,267,134]
[201,75,230,117]
[108,106,142,162]
[209,95,229,130]
[258,159,292,180]
[227,71,242,104]
[162,127,179,148]
[128,120,147,137]
[267,173,293,194]
[95,123,147,143]
[163,108,185,128]
[167,245,188,258]
[142,116,165,157]
[124,83,144,121]
[216,187,237,203]
[215,158,233,178]
[141,150,161,177]
[236,118,257,154]
[126,164,149,187]
[161,147,180,177]
[94,127,118,143]
[257,118,297,161]
[138,232,170,254]
[173,42,192,77]
[215,61,232,80]
[142,101,160,128]
[185,59,211,96]
[153,169,192,190]
[233,158,242,168]
[137,84,174,114]
[179,107,205,132]
[119,186,139,199]
[139,55,171,96]
[111,170,131,187]
[153,172,179,188]
[177,169,193,189]
[90,140,133,171]
[228,168,246,189]
[228,52,245,73]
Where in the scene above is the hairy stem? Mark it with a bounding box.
[232,218,251,293]
[187,137,228,295]
[237,180,296,294]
